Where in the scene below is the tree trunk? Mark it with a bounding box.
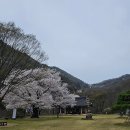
[56,106,60,118]
[31,105,39,118]
[12,108,17,119]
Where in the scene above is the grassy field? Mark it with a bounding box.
[0,114,130,130]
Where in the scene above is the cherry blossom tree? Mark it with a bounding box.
[2,68,77,118]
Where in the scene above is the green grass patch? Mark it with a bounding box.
[0,114,130,130]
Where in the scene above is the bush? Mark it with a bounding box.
[103,108,112,114]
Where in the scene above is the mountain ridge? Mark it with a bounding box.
[91,74,130,88]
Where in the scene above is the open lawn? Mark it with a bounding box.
[0,114,130,130]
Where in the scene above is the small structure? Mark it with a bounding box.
[66,96,92,115]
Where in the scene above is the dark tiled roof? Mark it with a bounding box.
[75,97,89,107]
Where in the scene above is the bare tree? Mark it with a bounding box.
[0,22,47,101]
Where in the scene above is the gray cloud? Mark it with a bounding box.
[0,0,130,83]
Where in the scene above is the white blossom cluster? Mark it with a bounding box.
[1,68,77,110]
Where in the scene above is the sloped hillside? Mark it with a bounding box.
[85,74,130,113]
[51,67,90,93]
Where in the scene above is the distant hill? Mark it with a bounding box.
[92,74,130,88]
[86,74,130,113]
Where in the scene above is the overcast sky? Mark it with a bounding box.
[0,0,130,84]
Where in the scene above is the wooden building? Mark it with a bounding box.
[65,96,91,114]
[43,96,92,115]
